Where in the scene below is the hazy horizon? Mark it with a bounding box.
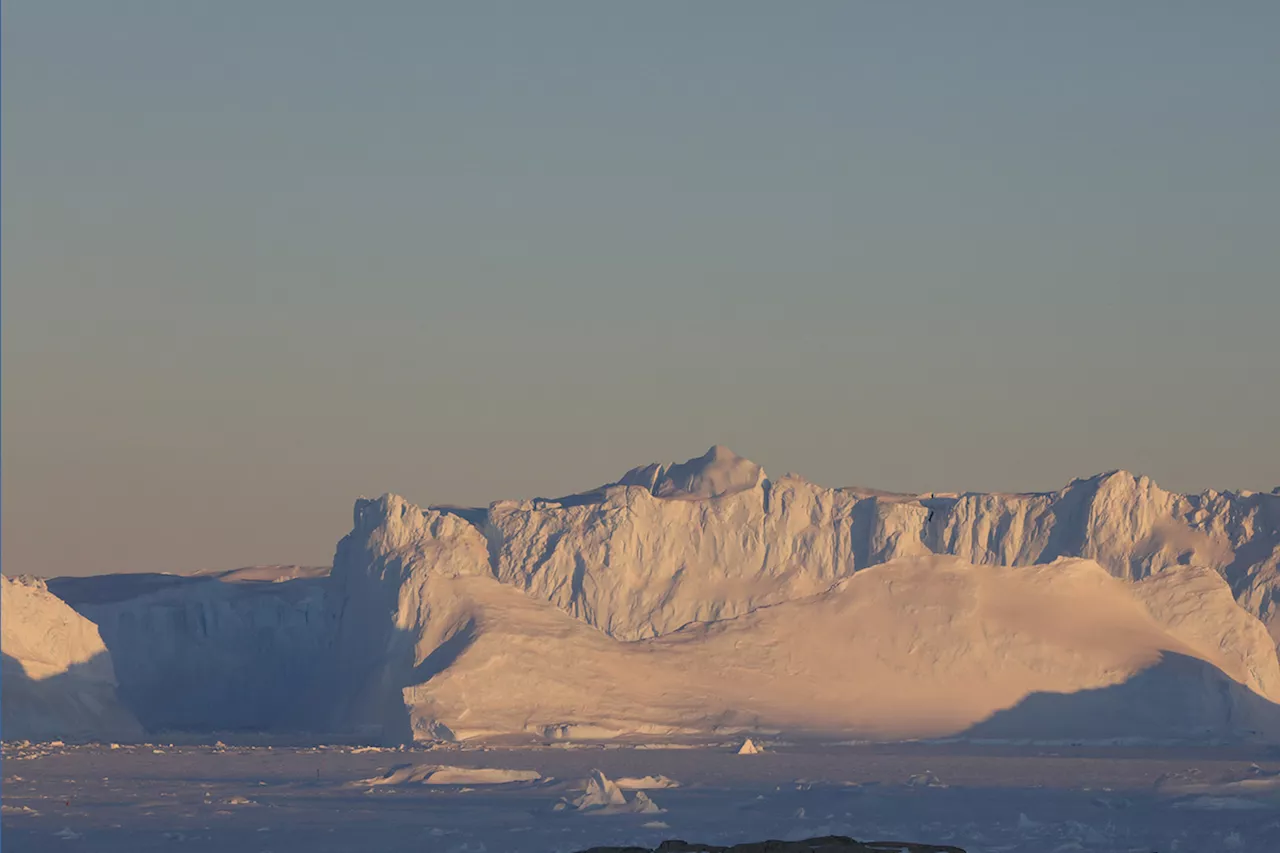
[5,441,1279,577]
[4,2,1278,577]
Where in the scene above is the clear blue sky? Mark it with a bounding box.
[4,2,1278,576]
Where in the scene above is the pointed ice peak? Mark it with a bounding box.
[1094,469,1170,495]
[615,461,667,492]
[572,770,628,809]
[1062,469,1149,493]
[704,444,744,462]
[1073,469,1135,484]
[737,737,762,755]
[343,493,486,572]
[352,493,415,532]
[618,446,766,501]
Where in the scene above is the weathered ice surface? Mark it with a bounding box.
[483,448,1280,642]
[322,498,493,740]
[1,575,141,740]
[322,488,1280,742]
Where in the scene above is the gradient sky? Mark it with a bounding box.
[4,2,1278,577]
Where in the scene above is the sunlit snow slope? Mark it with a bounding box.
[1,575,141,740]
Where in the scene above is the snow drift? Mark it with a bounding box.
[1,575,141,740]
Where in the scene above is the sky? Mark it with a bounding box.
[3,2,1278,577]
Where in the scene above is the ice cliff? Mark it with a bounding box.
[329,504,1280,741]
[45,569,334,732]
[316,447,1280,743]
[483,447,1280,642]
[6,446,1279,743]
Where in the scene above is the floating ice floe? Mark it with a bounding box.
[357,764,544,787]
[555,770,665,815]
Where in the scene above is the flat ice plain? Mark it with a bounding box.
[5,738,1280,852]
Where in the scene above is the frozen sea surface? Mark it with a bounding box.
[4,739,1280,852]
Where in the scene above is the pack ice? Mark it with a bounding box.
[4,447,1279,744]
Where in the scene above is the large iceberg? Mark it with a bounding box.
[5,447,1278,743]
